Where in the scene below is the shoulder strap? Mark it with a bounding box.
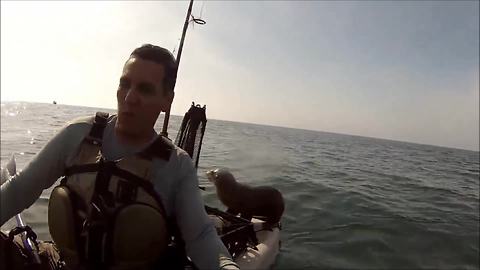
[85,112,109,146]
[63,112,108,181]
[140,136,173,161]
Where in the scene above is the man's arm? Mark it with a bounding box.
[173,153,239,270]
[1,119,90,225]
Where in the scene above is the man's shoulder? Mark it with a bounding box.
[170,143,196,172]
[150,136,190,160]
[150,136,193,169]
[52,115,96,145]
[60,114,115,142]
[65,113,115,130]
[66,115,95,127]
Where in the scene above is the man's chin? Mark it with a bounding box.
[115,121,135,137]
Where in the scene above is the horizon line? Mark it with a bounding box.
[2,99,479,153]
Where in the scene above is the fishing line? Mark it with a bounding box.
[199,0,205,19]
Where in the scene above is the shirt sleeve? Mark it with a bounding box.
[0,120,89,225]
[173,152,239,270]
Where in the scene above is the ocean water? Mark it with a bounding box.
[1,101,479,269]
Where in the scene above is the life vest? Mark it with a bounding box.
[47,112,176,270]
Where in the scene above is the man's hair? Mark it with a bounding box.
[129,44,177,94]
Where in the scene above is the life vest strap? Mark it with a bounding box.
[85,112,109,146]
[140,136,173,161]
[65,163,100,176]
[111,168,162,207]
[85,158,114,266]
[65,162,166,215]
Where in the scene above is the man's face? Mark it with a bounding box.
[116,57,173,139]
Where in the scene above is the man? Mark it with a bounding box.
[1,44,239,270]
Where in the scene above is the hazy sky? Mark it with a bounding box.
[1,1,479,151]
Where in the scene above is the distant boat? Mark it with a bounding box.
[53,101,57,105]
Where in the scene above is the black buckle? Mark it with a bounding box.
[85,112,109,146]
[8,225,39,250]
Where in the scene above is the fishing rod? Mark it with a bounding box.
[161,0,205,137]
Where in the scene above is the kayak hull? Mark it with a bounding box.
[235,218,280,270]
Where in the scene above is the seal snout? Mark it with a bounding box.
[205,168,232,185]
[205,169,217,183]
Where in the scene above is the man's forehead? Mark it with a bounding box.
[122,57,166,80]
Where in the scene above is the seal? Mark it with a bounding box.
[206,168,284,224]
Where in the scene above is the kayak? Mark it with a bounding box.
[230,218,281,270]
[207,207,281,270]
[1,159,282,269]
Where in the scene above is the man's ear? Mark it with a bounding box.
[160,91,174,112]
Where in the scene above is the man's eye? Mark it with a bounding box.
[138,83,155,95]
[119,79,130,89]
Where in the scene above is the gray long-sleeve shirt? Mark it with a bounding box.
[0,115,238,270]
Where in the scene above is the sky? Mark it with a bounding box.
[1,1,479,151]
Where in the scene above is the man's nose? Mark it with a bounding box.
[124,88,140,105]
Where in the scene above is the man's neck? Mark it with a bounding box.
[114,123,156,148]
